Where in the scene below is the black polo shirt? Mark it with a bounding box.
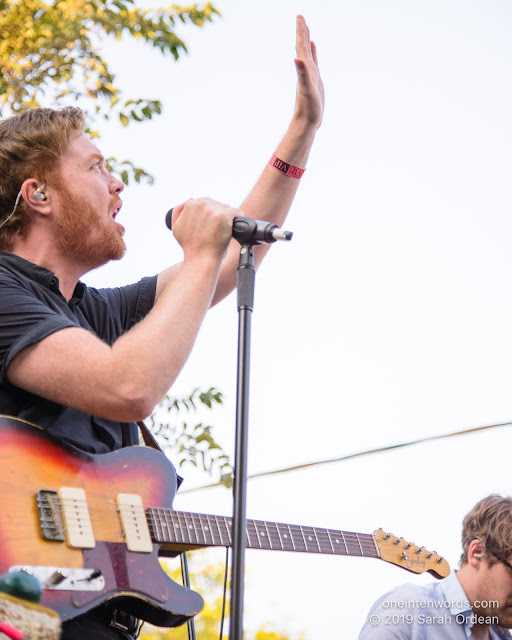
[0,250,157,453]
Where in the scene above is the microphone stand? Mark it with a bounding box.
[229,219,292,640]
[229,242,255,640]
[180,552,197,640]
[165,209,291,640]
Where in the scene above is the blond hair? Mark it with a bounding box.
[460,494,512,566]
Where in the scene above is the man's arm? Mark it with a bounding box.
[155,15,325,305]
[7,201,237,423]
[7,16,323,424]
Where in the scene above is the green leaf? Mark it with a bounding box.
[149,387,231,487]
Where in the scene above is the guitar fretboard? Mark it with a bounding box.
[147,509,379,558]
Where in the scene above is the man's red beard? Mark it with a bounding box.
[55,183,126,268]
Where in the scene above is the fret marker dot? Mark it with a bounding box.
[335,539,340,544]
[205,526,209,532]
[189,525,193,529]
[284,534,288,538]
[308,536,313,541]
[261,531,266,536]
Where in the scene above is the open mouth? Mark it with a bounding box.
[112,202,122,219]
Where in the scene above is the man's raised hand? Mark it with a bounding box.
[293,15,325,129]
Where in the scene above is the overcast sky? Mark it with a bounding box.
[83,1,512,637]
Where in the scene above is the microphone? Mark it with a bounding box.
[165,209,293,245]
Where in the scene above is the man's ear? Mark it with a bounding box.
[468,539,486,567]
[20,179,51,213]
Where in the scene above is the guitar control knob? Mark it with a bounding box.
[48,569,69,585]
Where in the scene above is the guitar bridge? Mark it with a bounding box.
[37,490,64,542]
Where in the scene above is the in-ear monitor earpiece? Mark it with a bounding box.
[33,185,46,201]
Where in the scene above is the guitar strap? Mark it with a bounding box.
[136,420,163,452]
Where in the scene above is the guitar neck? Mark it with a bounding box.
[147,508,379,559]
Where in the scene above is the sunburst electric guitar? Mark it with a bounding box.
[0,416,450,628]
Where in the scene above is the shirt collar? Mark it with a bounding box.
[440,570,472,618]
[0,249,87,304]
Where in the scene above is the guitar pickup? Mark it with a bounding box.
[37,490,64,542]
[117,494,152,553]
[58,487,95,549]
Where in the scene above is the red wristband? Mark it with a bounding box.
[0,622,26,640]
[269,153,305,179]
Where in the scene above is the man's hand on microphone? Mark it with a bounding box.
[171,197,239,262]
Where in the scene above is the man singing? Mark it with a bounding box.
[0,15,324,639]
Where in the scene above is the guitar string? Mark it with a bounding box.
[47,500,381,540]
[30,499,447,562]
[49,498,400,543]
[31,498,444,557]
[39,499,440,551]
[47,498,415,550]
[6,510,448,567]
[9,519,444,558]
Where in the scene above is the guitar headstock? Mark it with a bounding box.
[374,529,450,579]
